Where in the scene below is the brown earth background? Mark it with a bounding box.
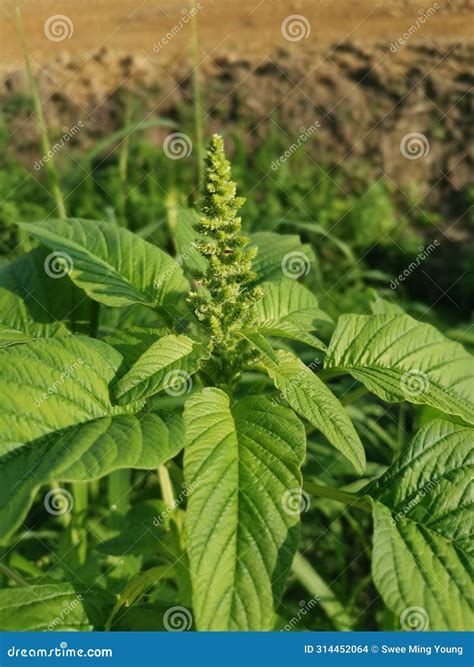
[1,0,473,224]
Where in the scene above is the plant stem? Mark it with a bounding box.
[0,563,29,586]
[158,465,174,507]
[14,7,66,219]
[291,553,353,631]
[304,481,371,513]
[108,470,131,518]
[189,0,204,190]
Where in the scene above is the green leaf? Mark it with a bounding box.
[247,279,330,350]
[113,334,209,404]
[0,582,113,631]
[0,410,183,542]
[172,207,207,274]
[0,335,126,454]
[19,218,188,311]
[257,349,365,475]
[325,313,474,424]
[0,247,90,346]
[249,232,316,284]
[184,388,306,630]
[369,419,473,630]
[104,326,170,382]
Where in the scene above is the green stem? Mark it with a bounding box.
[304,481,371,513]
[291,553,353,631]
[158,465,174,507]
[0,563,29,586]
[108,470,131,518]
[14,8,66,219]
[189,0,204,190]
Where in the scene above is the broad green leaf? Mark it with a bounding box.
[0,411,183,542]
[325,313,474,424]
[0,335,127,454]
[104,326,170,382]
[184,388,306,630]
[113,334,209,404]
[257,349,365,474]
[0,247,90,346]
[0,583,113,631]
[19,218,188,311]
[249,232,316,284]
[172,206,207,274]
[369,419,473,630]
[248,279,330,350]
